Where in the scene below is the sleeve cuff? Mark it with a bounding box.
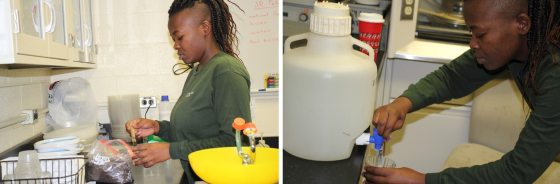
[425,173,440,184]
[169,141,188,160]
[400,89,424,112]
[156,120,171,141]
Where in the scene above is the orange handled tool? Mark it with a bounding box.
[243,123,257,135]
[232,117,246,131]
[232,117,258,135]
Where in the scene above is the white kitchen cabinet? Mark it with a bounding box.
[10,0,49,58]
[46,0,69,59]
[377,58,472,172]
[82,0,94,63]
[69,0,94,63]
[0,0,95,68]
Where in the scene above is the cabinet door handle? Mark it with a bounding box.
[83,24,92,46]
[13,9,20,33]
[31,2,41,34]
[43,0,55,33]
[68,33,75,46]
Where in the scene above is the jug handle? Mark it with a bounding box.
[284,33,309,52]
[352,38,376,62]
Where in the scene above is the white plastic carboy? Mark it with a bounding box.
[283,1,377,161]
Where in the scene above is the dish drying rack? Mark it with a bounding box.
[1,156,86,184]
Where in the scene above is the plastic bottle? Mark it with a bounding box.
[159,95,171,121]
[283,2,377,161]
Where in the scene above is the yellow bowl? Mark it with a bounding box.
[188,147,279,184]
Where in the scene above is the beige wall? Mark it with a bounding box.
[0,68,50,153]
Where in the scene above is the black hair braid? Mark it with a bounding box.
[168,0,244,60]
[206,0,228,55]
[525,0,560,96]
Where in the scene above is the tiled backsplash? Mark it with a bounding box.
[51,0,186,106]
[0,68,50,154]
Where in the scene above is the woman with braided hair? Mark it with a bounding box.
[125,0,251,183]
[364,0,560,183]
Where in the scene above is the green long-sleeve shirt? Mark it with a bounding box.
[156,52,252,184]
[401,46,560,183]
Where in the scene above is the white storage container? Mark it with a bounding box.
[284,2,377,161]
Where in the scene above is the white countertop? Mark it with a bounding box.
[395,39,470,64]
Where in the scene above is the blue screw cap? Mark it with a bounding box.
[161,95,169,102]
[369,128,384,150]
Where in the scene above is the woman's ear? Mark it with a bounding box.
[201,20,212,36]
[516,13,531,35]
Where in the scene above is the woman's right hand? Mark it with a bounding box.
[372,97,413,140]
[125,118,159,139]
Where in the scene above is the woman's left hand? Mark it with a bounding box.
[132,142,171,168]
[363,166,425,184]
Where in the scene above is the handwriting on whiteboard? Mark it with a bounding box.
[254,0,279,10]
[248,0,278,45]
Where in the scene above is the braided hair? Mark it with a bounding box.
[168,0,244,60]
[525,0,560,93]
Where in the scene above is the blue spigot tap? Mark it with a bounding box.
[369,128,384,151]
[370,128,385,167]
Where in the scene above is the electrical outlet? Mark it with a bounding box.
[20,109,38,124]
[139,96,157,108]
[401,0,415,20]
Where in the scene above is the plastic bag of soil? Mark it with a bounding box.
[86,139,135,184]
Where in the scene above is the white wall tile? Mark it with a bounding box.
[95,0,173,15]
[33,115,46,135]
[5,69,38,86]
[129,13,171,43]
[95,2,174,45]
[0,124,34,153]
[87,77,118,103]
[0,127,12,153]
[12,124,35,147]
[0,115,45,153]
[2,69,51,87]
[21,83,46,110]
[0,86,22,122]
[40,83,49,108]
[0,68,8,87]
[31,74,51,84]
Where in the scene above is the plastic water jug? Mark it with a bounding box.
[284,2,377,161]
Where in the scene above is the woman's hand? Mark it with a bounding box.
[363,166,425,184]
[125,118,159,139]
[132,142,171,168]
[372,97,413,139]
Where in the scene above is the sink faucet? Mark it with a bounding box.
[232,117,257,165]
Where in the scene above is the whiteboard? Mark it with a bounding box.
[229,0,279,90]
